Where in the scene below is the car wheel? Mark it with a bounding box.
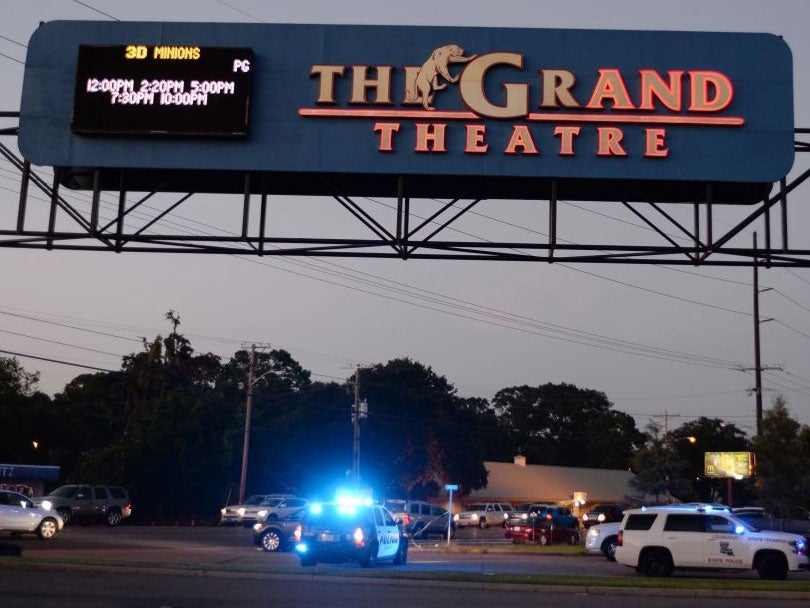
[261,529,282,552]
[478,518,488,529]
[393,539,408,565]
[757,553,788,580]
[360,540,378,568]
[37,517,59,540]
[537,533,548,546]
[641,549,674,577]
[57,507,71,525]
[602,536,618,561]
[105,508,122,527]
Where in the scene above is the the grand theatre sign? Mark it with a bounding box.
[19,22,793,202]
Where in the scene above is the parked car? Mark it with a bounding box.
[252,507,306,552]
[0,489,64,539]
[294,500,408,567]
[615,503,808,579]
[383,499,453,538]
[255,495,309,522]
[733,506,810,546]
[504,516,580,545]
[454,502,513,529]
[582,504,627,528]
[585,521,621,560]
[35,484,131,527]
[220,494,279,526]
[505,503,578,529]
[505,503,552,525]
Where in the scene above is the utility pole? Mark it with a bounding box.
[751,233,780,437]
[753,234,763,437]
[238,344,256,504]
[351,365,368,487]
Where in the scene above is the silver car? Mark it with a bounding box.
[0,490,64,539]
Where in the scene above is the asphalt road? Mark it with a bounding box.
[3,523,622,575]
[1,523,809,607]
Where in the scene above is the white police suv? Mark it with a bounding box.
[294,498,408,567]
[615,503,808,580]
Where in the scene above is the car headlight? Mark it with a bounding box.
[598,513,606,522]
[453,514,459,522]
[582,514,589,522]
[792,538,807,555]
[220,508,226,516]
[521,513,528,520]
[237,508,246,517]
[257,510,268,518]
[253,523,262,532]
[41,500,52,511]
[471,514,479,521]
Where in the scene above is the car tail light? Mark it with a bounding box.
[617,530,623,546]
[294,524,302,542]
[353,526,365,547]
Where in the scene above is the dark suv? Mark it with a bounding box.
[582,504,627,528]
[36,485,132,526]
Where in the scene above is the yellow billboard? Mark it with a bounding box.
[704,452,756,479]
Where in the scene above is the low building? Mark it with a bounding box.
[464,455,639,514]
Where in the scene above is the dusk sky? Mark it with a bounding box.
[1,0,809,435]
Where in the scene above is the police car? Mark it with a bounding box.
[615,503,809,580]
[294,497,408,567]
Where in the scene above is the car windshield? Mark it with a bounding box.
[466,504,487,511]
[260,498,284,507]
[383,500,406,512]
[242,495,266,506]
[49,486,78,497]
[729,514,759,533]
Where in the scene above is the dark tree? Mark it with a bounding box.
[493,383,644,469]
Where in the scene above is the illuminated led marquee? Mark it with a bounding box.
[71,45,253,136]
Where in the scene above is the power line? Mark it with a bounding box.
[0,50,24,65]
[0,348,114,372]
[0,34,26,48]
[215,0,263,22]
[72,0,118,20]
[0,327,122,357]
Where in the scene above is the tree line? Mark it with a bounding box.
[1,318,808,522]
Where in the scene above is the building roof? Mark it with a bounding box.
[468,458,638,504]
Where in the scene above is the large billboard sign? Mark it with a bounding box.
[704,452,756,479]
[19,22,794,202]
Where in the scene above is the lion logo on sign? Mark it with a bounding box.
[406,44,477,110]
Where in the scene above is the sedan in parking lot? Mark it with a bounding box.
[0,489,64,539]
[252,507,307,552]
[504,516,580,546]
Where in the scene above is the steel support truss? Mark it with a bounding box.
[2,113,810,267]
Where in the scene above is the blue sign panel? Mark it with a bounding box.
[19,21,793,202]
